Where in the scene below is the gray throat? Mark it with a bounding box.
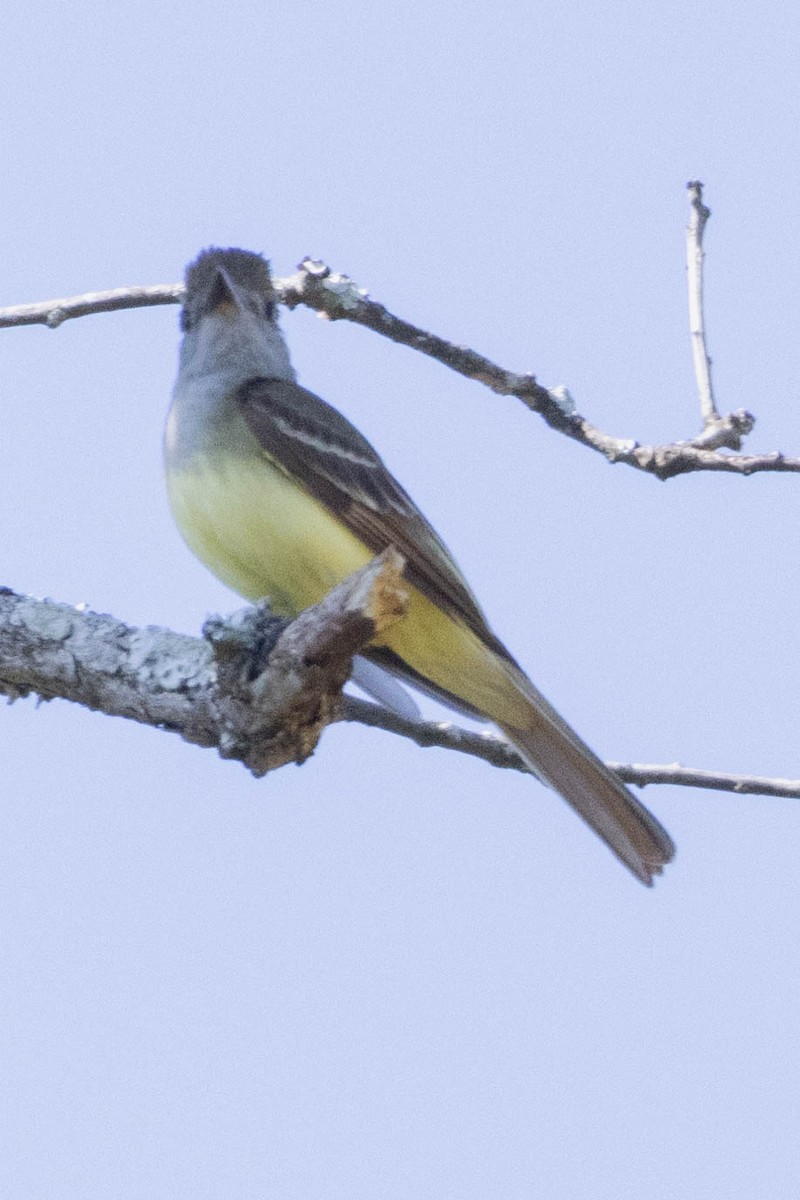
[166,310,296,466]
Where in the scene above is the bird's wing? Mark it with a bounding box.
[237,376,514,664]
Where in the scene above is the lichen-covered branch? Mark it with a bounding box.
[2,580,797,799]
[0,550,408,776]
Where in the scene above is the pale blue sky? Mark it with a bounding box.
[3,2,800,1197]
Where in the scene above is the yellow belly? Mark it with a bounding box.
[168,452,373,613]
[167,453,531,726]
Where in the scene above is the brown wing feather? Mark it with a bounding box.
[237,376,515,664]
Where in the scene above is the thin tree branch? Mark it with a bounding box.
[608,762,800,798]
[0,284,184,329]
[684,180,754,453]
[0,184,796,477]
[339,697,800,799]
[686,179,719,429]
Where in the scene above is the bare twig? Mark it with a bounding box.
[609,762,800,798]
[0,284,184,329]
[340,698,800,799]
[686,180,718,428]
[684,180,755,453]
[0,186,796,477]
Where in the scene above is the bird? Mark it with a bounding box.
[164,247,675,885]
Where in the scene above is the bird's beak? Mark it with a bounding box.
[204,266,246,317]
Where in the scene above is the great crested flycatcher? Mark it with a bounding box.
[165,248,675,885]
